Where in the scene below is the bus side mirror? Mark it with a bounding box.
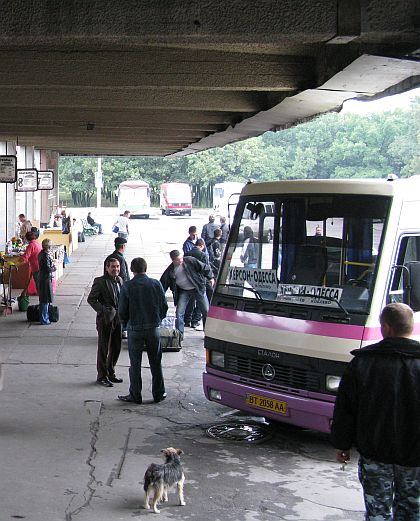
[405,262,420,312]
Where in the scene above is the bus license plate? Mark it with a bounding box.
[246,394,288,415]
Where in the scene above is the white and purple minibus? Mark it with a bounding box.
[203,176,420,433]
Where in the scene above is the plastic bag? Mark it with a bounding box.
[112,225,119,233]
[17,294,30,311]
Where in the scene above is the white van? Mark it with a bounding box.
[213,182,245,219]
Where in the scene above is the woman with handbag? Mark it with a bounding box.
[38,238,56,325]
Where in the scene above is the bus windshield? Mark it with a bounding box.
[217,194,390,314]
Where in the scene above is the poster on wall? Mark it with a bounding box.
[38,170,54,190]
[16,169,38,192]
[0,155,17,183]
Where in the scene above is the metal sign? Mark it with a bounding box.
[94,170,103,188]
[277,284,343,307]
[16,169,38,192]
[0,155,17,183]
[38,170,54,190]
[228,267,278,293]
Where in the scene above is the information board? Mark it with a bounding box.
[38,170,54,190]
[0,155,17,183]
[16,169,38,192]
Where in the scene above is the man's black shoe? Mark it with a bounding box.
[191,322,199,328]
[97,378,113,388]
[108,376,123,383]
[154,393,167,403]
[117,394,142,404]
[184,322,191,328]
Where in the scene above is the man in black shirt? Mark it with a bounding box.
[331,303,420,520]
[104,237,129,283]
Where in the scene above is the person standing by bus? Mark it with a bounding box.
[118,257,168,404]
[208,228,223,277]
[160,250,214,337]
[182,226,198,254]
[201,214,220,247]
[219,216,229,247]
[331,303,420,520]
[240,226,258,268]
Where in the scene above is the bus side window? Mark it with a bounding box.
[388,235,420,309]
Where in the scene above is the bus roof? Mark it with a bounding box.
[119,180,149,189]
[160,182,190,188]
[242,176,420,199]
[214,181,245,188]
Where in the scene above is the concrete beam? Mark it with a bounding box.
[0,87,266,112]
[0,1,338,49]
[0,107,233,126]
[0,50,315,91]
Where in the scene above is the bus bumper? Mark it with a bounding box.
[203,371,334,433]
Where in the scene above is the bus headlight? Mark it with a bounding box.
[209,389,222,401]
[326,375,341,392]
[210,351,225,368]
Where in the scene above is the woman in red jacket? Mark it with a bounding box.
[19,231,42,291]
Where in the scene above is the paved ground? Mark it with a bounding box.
[0,208,365,521]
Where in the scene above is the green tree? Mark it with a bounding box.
[58,96,419,207]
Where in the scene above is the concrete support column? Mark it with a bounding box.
[40,149,59,227]
[24,145,35,220]
[0,141,17,246]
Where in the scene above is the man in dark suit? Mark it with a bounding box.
[104,237,130,338]
[88,258,123,387]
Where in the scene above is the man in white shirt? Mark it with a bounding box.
[114,210,130,240]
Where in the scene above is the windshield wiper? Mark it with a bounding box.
[217,283,263,302]
[311,294,350,318]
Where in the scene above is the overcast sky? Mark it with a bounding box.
[342,86,420,114]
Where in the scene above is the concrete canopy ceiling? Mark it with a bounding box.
[0,1,419,157]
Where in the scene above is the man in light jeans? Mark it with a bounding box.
[160,250,214,337]
[114,210,130,240]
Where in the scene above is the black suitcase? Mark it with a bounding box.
[27,304,40,322]
[48,304,59,322]
[27,304,59,322]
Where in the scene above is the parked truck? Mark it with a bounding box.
[160,183,192,216]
